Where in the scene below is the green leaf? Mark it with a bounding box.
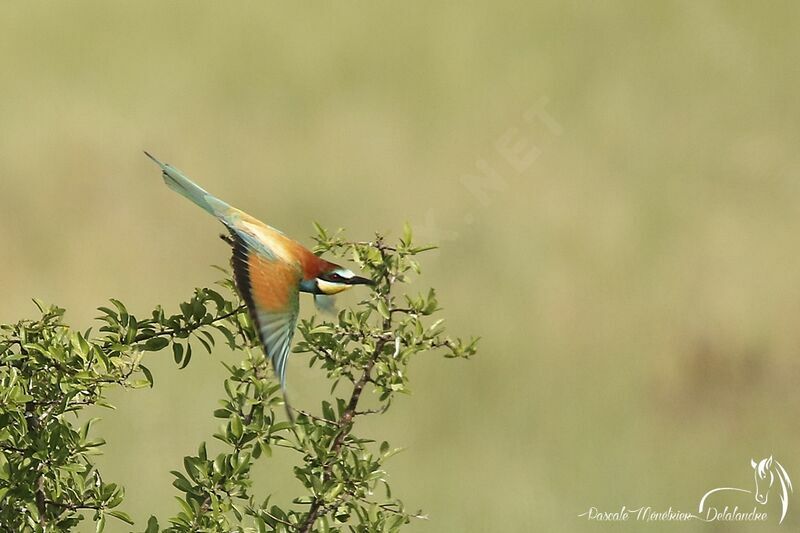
[402,222,413,246]
[230,415,243,439]
[107,510,134,524]
[270,421,293,433]
[178,344,193,369]
[411,244,438,254]
[376,299,390,320]
[171,472,193,493]
[140,365,154,387]
[325,482,344,501]
[259,441,273,458]
[198,442,207,461]
[215,324,237,348]
[144,336,170,351]
[313,220,328,239]
[144,516,160,533]
[196,334,213,354]
[172,343,183,364]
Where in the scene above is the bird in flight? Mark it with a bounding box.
[144,152,374,408]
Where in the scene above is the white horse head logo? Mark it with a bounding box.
[699,455,793,524]
[751,456,793,521]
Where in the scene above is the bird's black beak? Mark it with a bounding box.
[348,276,375,286]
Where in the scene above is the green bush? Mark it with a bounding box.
[0,226,477,532]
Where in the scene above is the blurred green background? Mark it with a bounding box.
[2,2,800,531]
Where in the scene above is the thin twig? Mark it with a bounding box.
[132,305,246,343]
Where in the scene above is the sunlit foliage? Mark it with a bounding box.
[0,227,476,532]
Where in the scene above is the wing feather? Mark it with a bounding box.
[227,231,300,390]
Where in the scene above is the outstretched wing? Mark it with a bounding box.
[228,232,300,389]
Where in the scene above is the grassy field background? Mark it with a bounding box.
[2,2,800,531]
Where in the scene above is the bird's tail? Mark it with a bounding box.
[144,151,230,216]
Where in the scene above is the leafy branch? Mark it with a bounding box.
[0,225,477,532]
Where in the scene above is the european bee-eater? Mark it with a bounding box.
[144,152,373,400]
